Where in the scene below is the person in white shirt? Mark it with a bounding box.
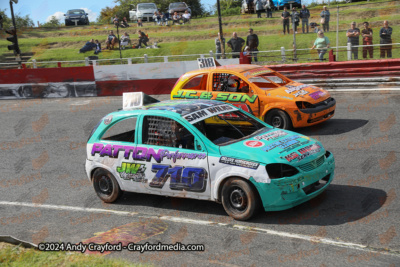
[182,11,191,24]
[120,32,130,49]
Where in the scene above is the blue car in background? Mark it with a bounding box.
[273,0,302,9]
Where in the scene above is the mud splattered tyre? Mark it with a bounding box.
[92,169,122,203]
[265,109,292,130]
[221,178,260,221]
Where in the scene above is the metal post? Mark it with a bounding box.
[336,5,339,60]
[128,58,132,64]
[217,0,225,59]
[281,47,286,63]
[116,24,122,64]
[292,9,297,62]
[163,56,168,63]
[347,43,352,61]
[9,0,21,68]
[209,50,214,57]
[144,54,148,63]
[85,57,89,66]
[200,54,204,58]
[32,59,37,69]
[92,60,96,66]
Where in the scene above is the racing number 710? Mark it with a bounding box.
[149,164,208,193]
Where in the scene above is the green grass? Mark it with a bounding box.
[0,0,398,66]
[0,243,145,267]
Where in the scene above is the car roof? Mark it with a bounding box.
[117,99,232,117]
[182,64,275,75]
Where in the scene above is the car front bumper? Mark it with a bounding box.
[290,98,336,128]
[251,151,335,212]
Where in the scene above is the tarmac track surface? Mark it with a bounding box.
[0,92,399,266]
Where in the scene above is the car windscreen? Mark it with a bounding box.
[170,3,187,8]
[248,72,290,89]
[138,4,156,10]
[193,110,269,146]
[68,10,85,14]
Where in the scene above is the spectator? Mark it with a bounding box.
[362,21,373,59]
[105,30,117,49]
[138,30,149,48]
[227,32,245,58]
[182,10,191,24]
[94,40,101,55]
[291,7,300,33]
[346,21,360,60]
[246,0,253,13]
[255,0,263,19]
[380,20,393,58]
[310,22,320,33]
[113,16,120,27]
[281,7,290,35]
[162,12,169,26]
[265,0,273,18]
[320,6,330,32]
[137,19,143,27]
[311,30,330,62]
[121,17,129,28]
[120,32,130,49]
[153,12,161,25]
[300,4,310,34]
[246,28,259,62]
[215,32,225,60]
[172,12,182,25]
[79,39,96,53]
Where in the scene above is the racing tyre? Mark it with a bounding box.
[92,169,122,203]
[265,109,292,129]
[221,178,260,221]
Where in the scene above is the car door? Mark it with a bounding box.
[208,71,260,116]
[137,114,211,200]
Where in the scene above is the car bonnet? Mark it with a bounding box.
[219,129,325,167]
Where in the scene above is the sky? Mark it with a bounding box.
[0,0,217,25]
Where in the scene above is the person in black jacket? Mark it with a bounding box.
[246,28,259,62]
[300,5,310,33]
[380,20,393,58]
[281,7,290,35]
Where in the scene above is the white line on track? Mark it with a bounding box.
[328,88,400,92]
[1,201,399,257]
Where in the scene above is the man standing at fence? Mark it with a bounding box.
[362,22,373,59]
[347,22,360,60]
[281,7,290,35]
[291,7,300,34]
[227,32,245,59]
[247,28,259,62]
[320,6,330,32]
[300,5,310,34]
[380,20,393,58]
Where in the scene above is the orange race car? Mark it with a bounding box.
[170,64,336,129]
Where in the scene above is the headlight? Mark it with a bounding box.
[266,164,299,179]
[81,15,85,19]
[296,101,315,109]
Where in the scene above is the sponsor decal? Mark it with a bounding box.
[116,162,147,182]
[262,135,300,152]
[103,115,113,125]
[279,140,310,154]
[284,152,299,162]
[255,130,288,141]
[285,84,311,97]
[276,95,293,100]
[296,143,322,161]
[219,156,259,170]
[309,91,325,100]
[91,143,207,163]
[150,164,208,192]
[183,104,235,124]
[172,90,258,104]
[244,140,264,148]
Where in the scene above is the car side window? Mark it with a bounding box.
[182,74,208,90]
[101,117,137,142]
[142,116,195,149]
[212,73,248,93]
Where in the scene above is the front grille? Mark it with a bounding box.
[298,155,325,172]
[303,174,330,195]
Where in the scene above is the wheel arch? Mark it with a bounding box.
[262,107,295,128]
[89,165,125,191]
[216,176,262,205]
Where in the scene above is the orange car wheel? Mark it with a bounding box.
[265,109,292,130]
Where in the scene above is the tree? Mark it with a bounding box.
[41,16,60,27]
[97,5,120,24]
[0,9,12,29]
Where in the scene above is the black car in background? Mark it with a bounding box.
[168,2,191,16]
[64,9,89,26]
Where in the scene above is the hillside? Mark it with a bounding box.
[0,0,398,67]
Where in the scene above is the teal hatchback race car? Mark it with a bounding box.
[85,93,335,220]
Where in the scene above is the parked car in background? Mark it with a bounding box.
[168,2,191,16]
[64,9,89,26]
[129,3,158,21]
[272,0,301,9]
